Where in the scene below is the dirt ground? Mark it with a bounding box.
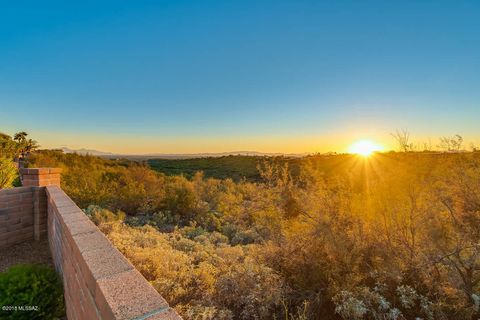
[0,239,53,273]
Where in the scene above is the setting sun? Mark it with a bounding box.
[348,140,384,156]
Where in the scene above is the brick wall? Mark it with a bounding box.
[0,186,48,247]
[1,168,181,319]
[0,168,52,247]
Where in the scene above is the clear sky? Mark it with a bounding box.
[1,1,479,154]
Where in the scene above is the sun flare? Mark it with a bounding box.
[348,140,384,157]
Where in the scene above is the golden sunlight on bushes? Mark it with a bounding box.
[96,220,285,319]
[29,150,480,319]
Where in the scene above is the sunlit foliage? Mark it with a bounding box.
[28,150,480,319]
[0,157,17,189]
[0,131,38,189]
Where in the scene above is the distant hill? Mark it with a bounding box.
[101,151,306,160]
[60,147,114,156]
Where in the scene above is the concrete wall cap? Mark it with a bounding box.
[95,269,173,320]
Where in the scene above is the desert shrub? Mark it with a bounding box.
[126,212,174,230]
[213,257,284,319]
[175,304,234,320]
[0,264,65,320]
[163,176,199,221]
[84,205,125,224]
[84,205,126,234]
[98,220,286,319]
[0,157,17,189]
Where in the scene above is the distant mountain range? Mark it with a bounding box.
[59,147,307,159]
[61,147,114,156]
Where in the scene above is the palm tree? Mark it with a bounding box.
[12,132,38,159]
[0,131,38,160]
[13,131,28,143]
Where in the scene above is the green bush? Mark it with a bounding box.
[0,264,65,320]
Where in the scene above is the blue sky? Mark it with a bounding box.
[1,1,479,153]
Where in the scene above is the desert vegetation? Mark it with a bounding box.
[0,132,37,188]
[24,141,480,320]
[147,156,265,181]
